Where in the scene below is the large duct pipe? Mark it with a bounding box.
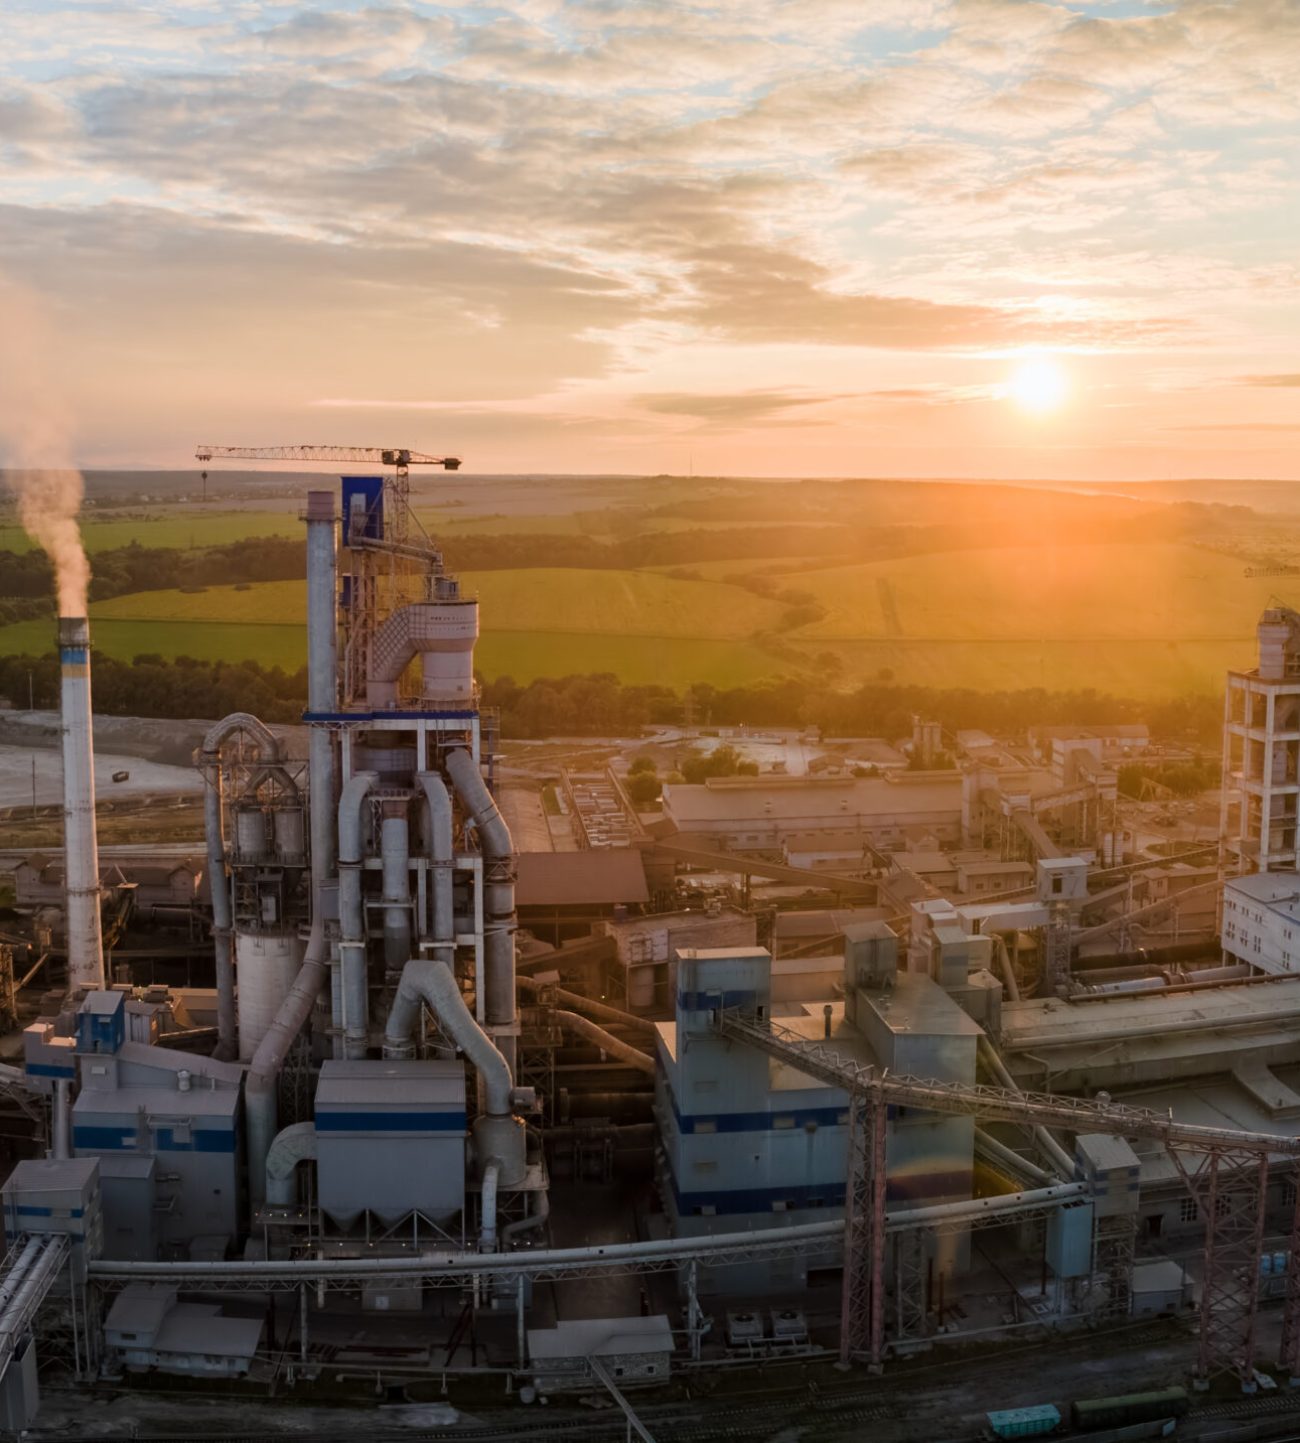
[979,1037,1074,1179]
[517,978,657,1036]
[305,491,339,889]
[338,771,378,1060]
[480,1159,500,1253]
[51,1078,70,1161]
[246,918,329,1211]
[381,807,412,971]
[385,958,526,1188]
[444,748,516,1059]
[200,712,283,1061]
[265,1122,317,1208]
[417,772,454,955]
[554,1011,655,1077]
[57,617,103,992]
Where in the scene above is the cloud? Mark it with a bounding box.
[1240,374,1300,388]
[1171,423,1300,433]
[637,389,842,423]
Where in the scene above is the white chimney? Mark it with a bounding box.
[58,616,104,991]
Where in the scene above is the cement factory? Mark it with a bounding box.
[7,468,1300,1436]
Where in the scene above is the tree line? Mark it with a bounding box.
[0,653,1224,747]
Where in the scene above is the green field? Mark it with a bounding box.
[0,512,302,553]
[91,570,786,639]
[792,543,1286,643]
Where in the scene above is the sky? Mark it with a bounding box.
[0,0,1297,479]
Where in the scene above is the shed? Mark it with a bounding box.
[527,1314,673,1393]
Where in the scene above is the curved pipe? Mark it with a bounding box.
[480,1159,500,1252]
[246,918,329,1212]
[266,1122,317,1208]
[975,1128,1054,1188]
[386,959,511,1114]
[201,713,281,762]
[337,772,378,1060]
[417,772,454,954]
[517,977,657,1035]
[501,1188,549,1246]
[555,1011,655,1077]
[445,749,516,1041]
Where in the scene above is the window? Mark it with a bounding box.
[1179,1197,1198,1223]
[692,1160,717,1175]
[773,1115,796,1129]
[1283,1179,1297,1207]
[693,1079,718,1094]
[693,1119,717,1135]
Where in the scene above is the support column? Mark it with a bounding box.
[839,1089,887,1368]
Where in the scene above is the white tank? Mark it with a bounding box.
[234,807,268,862]
[417,600,479,704]
[274,807,305,861]
[628,965,655,1010]
[235,930,305,1061]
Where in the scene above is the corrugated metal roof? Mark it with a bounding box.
[663,775,961,824]
[516,849,649,907]
[316,1059,465,1109]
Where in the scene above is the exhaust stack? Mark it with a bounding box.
[58,616,104,992]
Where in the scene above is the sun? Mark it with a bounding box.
[1009,355,1068,414]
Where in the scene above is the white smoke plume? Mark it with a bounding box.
[0,277,91,617]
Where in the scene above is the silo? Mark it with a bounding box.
[236,931,306,1062]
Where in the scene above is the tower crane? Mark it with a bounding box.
[194,444,460,471]
[195,445,462,541]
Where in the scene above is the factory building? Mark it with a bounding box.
[1221,872,1300,973]
[660,773,963,853]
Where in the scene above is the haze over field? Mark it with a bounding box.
[0,2,1297,479]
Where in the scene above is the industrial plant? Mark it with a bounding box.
[6,466,1300,1438]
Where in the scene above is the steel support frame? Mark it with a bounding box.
[839,1091,887,1367]
[1280,1167,1300,1379]
[1171,1145,1270,1387]
[1090,1212,1136,1322]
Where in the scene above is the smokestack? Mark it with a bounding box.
[58,616,104,992]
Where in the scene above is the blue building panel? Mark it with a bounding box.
[341,475,384,541]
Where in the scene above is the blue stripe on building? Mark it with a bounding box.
[60,647,88,664]
[315,1111,467,1133]
[73,1126,236,1154]
[9,1204,85,1219]
[671,1100,850,1134]
[25,1063,76,1079]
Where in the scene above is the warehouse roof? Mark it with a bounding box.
[1225,871,1300,918]
[516,849,649,907]
[663,774,961,825]
[527,1314,673,1360]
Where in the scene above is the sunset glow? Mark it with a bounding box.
[0,2,1297,479]
[1010,358,1068,416]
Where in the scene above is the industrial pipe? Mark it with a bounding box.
[92,1180,1086,1285]
[501,1188,550,1246]
[200,712,285,1061]
[381,807,412,971]
[555,1011,655,1077]
[975,1128,1054,1188]
[979,1037,1075,1179]
[51,1078,70,1161]
[265,1122,318,1208]
[246,918,330,1211]
[517,977,657,1036]
[384,958,526,1186]
[445,748,516,1064]
[417,772,454,955]
[337,771,378,1061]
[480,1159,500,1252]
[0,1240,43,1318]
